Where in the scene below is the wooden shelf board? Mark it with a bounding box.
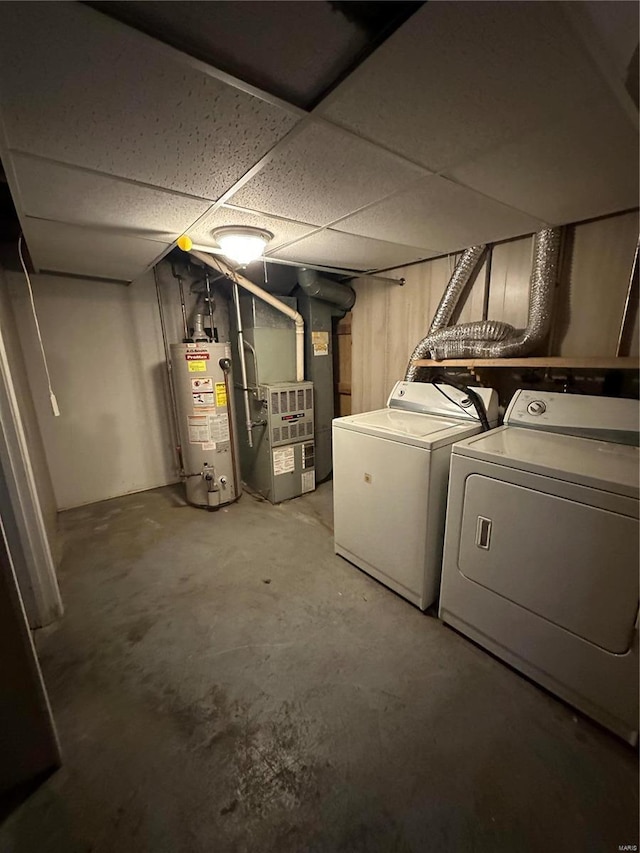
[413,357,639,369]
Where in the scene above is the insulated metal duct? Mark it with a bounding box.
[405,228,561,377]
[405,245,485,379]
[428,245,487,334]
[297,269,356,314]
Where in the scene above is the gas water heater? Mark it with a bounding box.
[171,342,241,509]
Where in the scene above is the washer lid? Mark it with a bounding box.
[453,425,640,498]
[333,408,482,449]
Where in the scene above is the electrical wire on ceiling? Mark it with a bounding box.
[18,234,60,416]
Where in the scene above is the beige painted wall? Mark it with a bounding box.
[7,268,183,510]
[351,210,638,414]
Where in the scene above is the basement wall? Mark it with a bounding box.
[7,266,190,509]
[350,210,639,414]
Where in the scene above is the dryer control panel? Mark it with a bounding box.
[505,390,639,446]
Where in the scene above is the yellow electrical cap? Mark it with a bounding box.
[177,235,193,252]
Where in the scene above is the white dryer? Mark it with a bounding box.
[333,381,498,610]
[439,389,639,743]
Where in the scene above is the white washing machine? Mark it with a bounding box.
[439,389,639,743]
[332,381,498,610]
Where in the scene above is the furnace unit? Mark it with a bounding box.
[245,381,316,503]
[230,293,316,502]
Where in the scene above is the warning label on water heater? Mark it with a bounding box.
[209,414,230,443]
[187,415,210,443]
[215,383,227,407]
[192,392,215,409]
[191,377,213,392]
[186,351,209,373]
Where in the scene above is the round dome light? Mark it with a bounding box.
[212,226,273,266]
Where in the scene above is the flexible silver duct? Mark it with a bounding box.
[405,228,561,376]
[428,245,487,334]
[405,245,486,379]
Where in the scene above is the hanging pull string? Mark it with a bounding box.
[18,234,60,416]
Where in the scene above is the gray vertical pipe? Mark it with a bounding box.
[204,271,215,341]
[232,280,254,449]
[154,266,184,474]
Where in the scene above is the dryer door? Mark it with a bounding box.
[458,475,639,654]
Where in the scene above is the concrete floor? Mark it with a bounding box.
[0,482,637,853]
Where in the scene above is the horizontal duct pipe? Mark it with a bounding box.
[297,268,356,312]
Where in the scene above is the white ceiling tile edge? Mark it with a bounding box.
[84,2,308,120]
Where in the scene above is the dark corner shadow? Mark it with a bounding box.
[0,766,56,827]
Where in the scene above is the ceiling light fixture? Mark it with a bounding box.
[212,226,273,266]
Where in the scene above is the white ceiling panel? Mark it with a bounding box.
[22,219,166,282]
[229,122,427,226]
[187,205,317,252]
[10,155,211,242]
[446,96,639,225]
[270,229,437,271]
[335,176,544,255]
[0,3,299,200]
[317,1,611,173]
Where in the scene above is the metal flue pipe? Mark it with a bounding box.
[190,250,305,383]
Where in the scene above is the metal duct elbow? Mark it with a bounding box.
[298,268,356,313]
[405,244,486,380]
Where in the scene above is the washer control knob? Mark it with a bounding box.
[527,400,546,416]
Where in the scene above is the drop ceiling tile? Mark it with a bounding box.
[229,122,427,226]
[22,218,166,282]
[317,1,610,172]
[0,3,299,199]
[271,229,437,271]
[334,176,544,254]
[10,155,211,241]
[187,205,317,252]
[447,96,639,225]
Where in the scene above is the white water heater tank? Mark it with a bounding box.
[171,342,241,509]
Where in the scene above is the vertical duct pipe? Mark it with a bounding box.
[428,245,487,334]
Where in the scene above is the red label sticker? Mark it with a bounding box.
[185,352,210,361]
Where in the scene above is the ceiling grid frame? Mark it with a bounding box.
[0,0,635,279]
